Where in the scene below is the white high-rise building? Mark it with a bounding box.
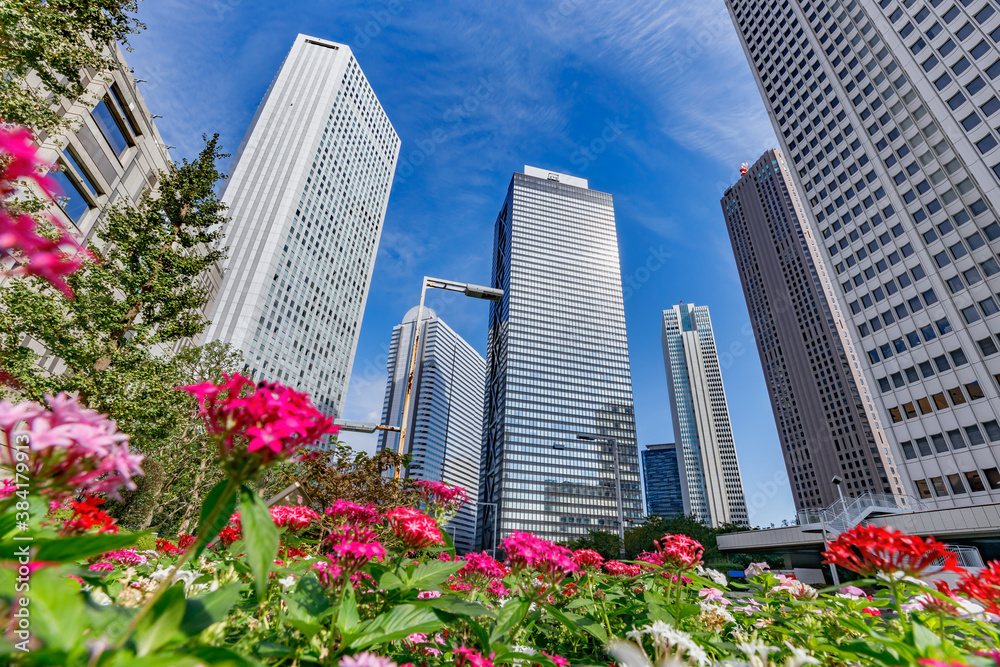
[727,0,1000,506]
[205,35,399,416]
[662,303,749,527]
[377,307,486,553]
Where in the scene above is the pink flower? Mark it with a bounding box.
[573,549,604,570]
[88,562,114,572]
[744,561,770,578]
[386,507,443,549]
[544,653,569,667]
[326,500,381,526]
[453,647,495,667]
[339,653,399,667]
[0,479,15,499]
[501,532,577,587]
[0,125,88,297]
[654,534,704,569]
[417,590,442,599]
[698,587,730,605]
[270,504,319,531]
[101,548,146,566]
[0,394,143,499]
[456,551,508,588]
[862,607,882,617]
[604,560,642,577]
[413,480,468,509]
[486,579,509,598]
[839,585,867,598]
[179,374,336,474]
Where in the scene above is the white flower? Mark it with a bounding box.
[628,621,708,666]
[278,575,297,591]
[737,638,777,667]
[784,642,820,667]
[697,565,728,587]
[89,589,113,606]
[699,601,735,623]
[744,562,770,579]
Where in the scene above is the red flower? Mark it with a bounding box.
[861,607,881,616]
[604,560,642,577]
[177,534,196,549]
[386,507,443,549]
[62,495,118,536]
[823,525,963,577]
[218,526,241,547]
[155,538,182,555]
[179,374,336,475]
[501,531,578,585]
[956,560,1000,614]
[654,534,704,569]
[573,549,604,570]
[414,480,468,510]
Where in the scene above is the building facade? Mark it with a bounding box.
[662,303,749,526]
[204,34,400,417]
[377,307,486,553]
[641,443,685,518]
[726,0,1000,505]
[723,149,904,512]
[476,166,643,550]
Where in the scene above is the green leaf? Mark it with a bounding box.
[22,567,86,651]
[348,604,444,650]
[911,621,941,652]
[401,560,464,591]
[336,583,361,634]
[179,582,243,636]
[33,531,141,562]
[134,583,186,656]
[489,599,531,643]
[379,570,405,591]
[183,645,265,667]
[542,604,607,643]
[239,485,279,600]
[285,617,323,640]
[421,594,495,619]
[192,479,238,559]
[286,572,330,617]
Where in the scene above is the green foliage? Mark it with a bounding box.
[564,529,621,560]
[0,0,144,134]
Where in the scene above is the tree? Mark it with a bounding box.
[564,529,621,561]
[0,135,228,449]
[0,0,145,134]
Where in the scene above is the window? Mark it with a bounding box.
[965,424,985,444]
[892,372,905,388]
[938,318,953,334]
[889,406,903,422]
[964,266,983,284]
[948,474,967,494]
[879,377,892,392]
[984,467,1000,490]
[948,92,967,109]
[933,392,950,409]
[977,134,998,154]
[948,428,967,449]
[947,275,965,292]
[931,477,949,496]
[977,336,999,355]
[949,387,968,405]
[966,381,985,400]
[932,433,949,453]
[901,441,917,459]
[918,396,933,414]
[49,163,91,223]
[965,470,987,491]
[962,305,982,322]
[91,97,132,156]
[920,361,935,377]
[984,420,1000,441]
[963,112,983,130]
[915,479,932,499]
[904,402,918,419]
[951,348,968,365]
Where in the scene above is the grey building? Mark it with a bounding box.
[641,443,685,519]
[726,0,1000,506]
[662,303,749,526]
[377,306,486,553]
[476,166,642,550]
[722,149,903,512]
[204,35,400,417]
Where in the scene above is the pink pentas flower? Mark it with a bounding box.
[453,647,495,667]
[699,587,730,605]
[338,652,399,667]
[101,548,146,566]
[88,562,114,572]
[178,373,336,475]
[0,125,89,297]
[544,653,569,667]
[654,533,704,569]
[386,507,443,549]
[0,479,14,499]
[0,394,143,500]
[270,504,319,531]
[573,549,604,570]
[417,590,442,599]
[456,551,508,587]
[326,500,380,526]
[413,479,468,509]
[486,579,510,598]
[501,531,577,586]
[604,560,642,577]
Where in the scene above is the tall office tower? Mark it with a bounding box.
[205,35,400,416]
[662,303,749,527]
[376,306,486,553]
[726,0,1000,505]
[723,149,904,511]
[476,166,643,550]
[641,443,685,518]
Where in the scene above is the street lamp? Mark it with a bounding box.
[394,276,502,479]
[576,433,626,557]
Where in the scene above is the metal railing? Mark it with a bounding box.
[939,544,985,569]
[797,492,927,535]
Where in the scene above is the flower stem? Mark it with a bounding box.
[113,475,240,649]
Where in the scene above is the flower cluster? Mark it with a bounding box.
[177,534,196,549]
[572,548,604,571]
[179,373,336,475]
[455,551,508,589]
[386,507,443,549]
[604,560,643,578]
[957,560,1000,614]
[502,531,578,587]
[453,647,495,667]
[0,394,143,499]
[0,125,88,296]
[102,548,148,566]
[654,534,704,570]
[62,495,118,536]
[155,539,183,556]
[270,504,319,531]
[414,480,468,510]
[823,525,962,577]
[326,500,381,526]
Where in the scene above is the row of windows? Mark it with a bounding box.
[887,380,985,421]
[913,466,1000,498]
[865,317,954,362]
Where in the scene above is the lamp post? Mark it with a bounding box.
[395,277,502,479]
[576,433,625,558]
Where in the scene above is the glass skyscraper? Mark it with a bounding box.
[723,149,904,511]
[662,303,749,526]
[727,0,1000,505]
[204,35,399,418]
[476,166,642,550]
[641,443,685,519]
[377,307,486,553]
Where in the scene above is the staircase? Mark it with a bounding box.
[798,492,926,537]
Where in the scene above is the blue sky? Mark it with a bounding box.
[125,0,797,527]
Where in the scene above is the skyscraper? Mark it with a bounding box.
[723,149,903,511]
[204,35,399,416]
[476,166,642,550]
[377,306,486,553]
[662,303,749,526]
[641,443,685,519]
[726,0,1000,505]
